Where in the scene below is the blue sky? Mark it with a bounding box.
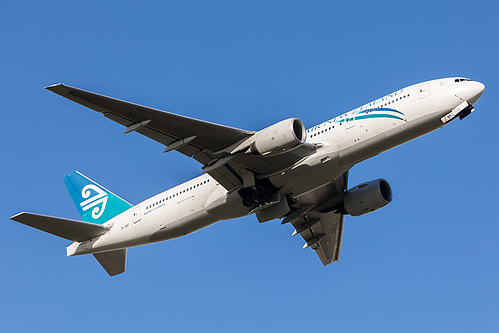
[2,1,498,331]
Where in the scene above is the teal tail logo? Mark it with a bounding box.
[64,171,133,225]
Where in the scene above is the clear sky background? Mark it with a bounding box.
[2,1,498,332]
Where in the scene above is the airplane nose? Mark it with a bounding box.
[457,80,485,105]
[468,81,485,105]
[473,81,485,97]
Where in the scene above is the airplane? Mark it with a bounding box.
[10,77,485,276]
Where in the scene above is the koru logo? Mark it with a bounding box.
[80,184,108,219]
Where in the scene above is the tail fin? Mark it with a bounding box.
[64,171,132,225]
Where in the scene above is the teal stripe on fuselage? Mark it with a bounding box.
[367,108,405,116]
[354,114,405,121]
[336,113,405,123]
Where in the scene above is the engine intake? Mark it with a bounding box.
[343,179,392,216]
[250,118,306,156]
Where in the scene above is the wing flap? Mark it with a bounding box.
[287,172,348,265]
[293,212,344,265]
[10,212,109,242]
[314,213,344,265]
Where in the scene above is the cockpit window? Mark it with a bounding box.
[455,78,471,82]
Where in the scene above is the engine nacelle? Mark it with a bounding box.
[343,179,392,217]
[250,118,306,156]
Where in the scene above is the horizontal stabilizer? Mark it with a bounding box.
[10,212,109,242]
[93,249,127,276]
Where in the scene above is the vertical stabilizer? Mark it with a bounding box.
[64,171,133,225]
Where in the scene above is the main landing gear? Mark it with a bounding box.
[238,178,280,212]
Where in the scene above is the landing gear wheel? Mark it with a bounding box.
[238,178,280,211]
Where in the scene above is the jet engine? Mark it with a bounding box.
[250,118,306,156]
[343,179,392,216]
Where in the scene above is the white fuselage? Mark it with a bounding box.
[67,77,484,256]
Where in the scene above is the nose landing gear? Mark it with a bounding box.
[441,101,474,124]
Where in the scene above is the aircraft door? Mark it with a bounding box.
[418,83,430,99]
[132,206,142,223]
[345,115,355,129]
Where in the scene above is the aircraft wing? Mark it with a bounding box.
[292,211,344,265]
[45,84,254,162]
[46,84,316,191]
[286,172,348,265]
